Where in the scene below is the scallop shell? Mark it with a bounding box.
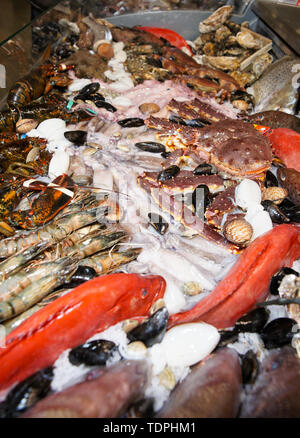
[262,186,288,205]
[223,218,253,246]
[16,118,39,133]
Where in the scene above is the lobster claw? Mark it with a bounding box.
[9,174,75,229]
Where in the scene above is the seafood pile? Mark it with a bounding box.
[0,6,299,418]
[191,6,273,89]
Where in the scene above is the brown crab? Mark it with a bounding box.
[137,109,272,251]
[146,116,272,178]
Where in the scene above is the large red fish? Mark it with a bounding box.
[169,224,300,329]
[0,273,165,392]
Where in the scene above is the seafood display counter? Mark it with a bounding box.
[0,0,299,419]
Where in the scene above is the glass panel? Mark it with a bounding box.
[0,0,254,106]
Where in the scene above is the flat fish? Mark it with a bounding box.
[247,56,300,114]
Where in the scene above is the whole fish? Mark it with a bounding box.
[0,273,165,391]
[247,56,300,114]
[22,360,149,418]
[240,347,300,418]
[243,111,300,134]
[157,348,242,418]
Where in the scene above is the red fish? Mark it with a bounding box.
[267,128,300,172]
[168,224,300,329]
[0,273,166,392]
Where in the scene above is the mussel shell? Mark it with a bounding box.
[92,100,117,112]
[260,317,297,349]
[280,197,297,210]
[127,307,169,347]
[135,142,166,154]
[217,329,239,347]
[70,266,97,283]
[169,115,186,126]
[118,118,144,128]
[79,82,100,95]
[64,130,87,146]
[74,92,89,102]
[234,307,270,333]
[192,184,210,216]
[185,118,208,128]
[241,350,259,385]
[148,212,169,235]
[68,339,117,366]
[264,170,278,188]
[0,366,53,418]
[193,163,216,176]
[269,267,299,295]
[261,200,290,224]
[87,92,105,102]
[161,151,171,159]
[157,165,180,182]
[280,204,300,223]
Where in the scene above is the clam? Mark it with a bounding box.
[158,365,177,391]
[139,103,160,115]
[262,187,288,205]
[16,118,39,133]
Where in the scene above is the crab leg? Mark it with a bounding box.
[168,224,300,329]
[0,273,166,392]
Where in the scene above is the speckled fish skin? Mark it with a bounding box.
[248,56,300,113]
[21,360,149,418]
[277,167,300,207]
[243,111,300,134]
[240,347,300,418]
[157,348,242,418]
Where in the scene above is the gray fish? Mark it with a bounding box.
[157,348,242,418]
[247,56,300,114]
[240,346,300,418]
[22,360,149,418]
